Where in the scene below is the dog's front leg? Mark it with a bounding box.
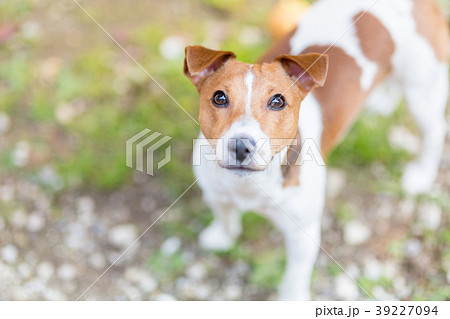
[199,202,242,251]
[276,217,321,300]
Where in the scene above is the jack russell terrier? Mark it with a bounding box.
[183,0,449,300]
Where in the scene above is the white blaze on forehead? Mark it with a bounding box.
[244,65,254,118]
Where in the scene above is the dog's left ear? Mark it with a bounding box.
[184,45,236,89]
[275,53,329,92]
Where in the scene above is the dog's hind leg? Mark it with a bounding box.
[400,61,448,194]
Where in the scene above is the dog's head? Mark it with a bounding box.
[184,45,328,174]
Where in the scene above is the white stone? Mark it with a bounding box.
[224,285,241,300]
[372,286,394,300]
[417,202,442,230]
[186,262,206,280]
[88,252,106,270]
[0,184,14,202]
[2,245,18,264]
[335,273,359,300]
[17,263,32,279]
[388,126,420,154]
[43,288,67,301]
[37,261,55,281]
[363,258,382,281]
[159,36,186,60]
[344,221,371,245]
[38,166,63,191]
[160,236,181,256]
[57,264,77,281]
[139,275,157,294]
[154,293,176,301]
[0,112,11,134]
[404,238,422,258]
[12,141,30,167]
[326,169,347,199]
[26,212,45,232]
[393,277,412,298]
[108,224,138,249]
[194,283,211,300]
[121,285,142,301]
[10,209,28,229]
[382,261,397,280]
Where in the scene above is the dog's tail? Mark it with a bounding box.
[267,0,311,39]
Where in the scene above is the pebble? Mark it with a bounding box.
[37,261,55,281]
[193,283,211,300]
[121,285,142,301]
[43,288,67,301]
[0,184,14,202]
[417,202,442,230]
[393,276,412,298]
[335,273,359,300]
[57,264,77,281]
[0,112,10,134]
[372,286,394,300]
[154,293,176,301]
[404,238,422,258]
[344,221,371,245]
[186,262,206,280]
[12,141,30,167]
[160,237,181,256]
[10,209,28,229]
[38,166,64,191]
[326,169,347,199]
[224,285,241,300]
[382,261,397,280]
[88,252,106,270]
[363,258,383,281]
[26,212,45,232]
[2,245,19,264]
[17,263,32,280]
[139,275,158,294]
[108,224,138,249]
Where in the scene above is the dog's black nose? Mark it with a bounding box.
[234,137,256,164]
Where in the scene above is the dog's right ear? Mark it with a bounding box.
[184,45,236,89]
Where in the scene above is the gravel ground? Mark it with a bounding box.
[1,131,449,300]
[0,0,449,301]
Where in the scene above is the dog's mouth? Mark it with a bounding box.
[221,164,266,176]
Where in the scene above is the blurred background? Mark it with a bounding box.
[0,0,449,300]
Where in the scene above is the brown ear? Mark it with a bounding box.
[276,53,329,91]
[184,45,236,89]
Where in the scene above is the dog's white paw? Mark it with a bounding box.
[401,162,435,195]
[199,221,234,251]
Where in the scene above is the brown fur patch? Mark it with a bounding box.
[301,46,367,156]
[353,12,395,67]
[412,0,449,62]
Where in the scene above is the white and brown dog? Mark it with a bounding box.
[184,0,449,300]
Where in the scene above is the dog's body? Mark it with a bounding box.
[185,0,449,300]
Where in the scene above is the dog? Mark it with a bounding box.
[183,0,449,300]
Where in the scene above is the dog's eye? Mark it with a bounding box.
[268,94,286,110]
[211,90,229,107]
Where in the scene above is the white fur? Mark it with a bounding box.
[194,0,448,300]
[244,67,254,118]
